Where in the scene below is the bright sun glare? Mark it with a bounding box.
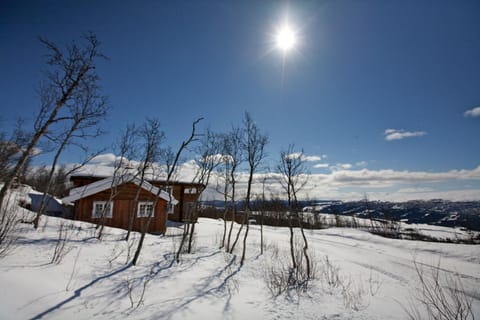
[275,25,296,52]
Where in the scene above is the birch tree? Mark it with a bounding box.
[96,124,138,240]
[222,127,244,253]
[176,128,221,261]
[132,118,202,266]
[277,145,312,282]
[125,119,164,241]
[34,78,108,228]
[0,33,106,211]
[240,112,268,265]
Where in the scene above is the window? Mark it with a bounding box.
[138,202,154,218]
[92,201,113,219]
[184,187,197,194]
[167,202,175,214]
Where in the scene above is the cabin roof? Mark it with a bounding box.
[61,174,178,205]
[70,174,206,188]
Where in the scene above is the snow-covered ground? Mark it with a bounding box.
[1,210,479,319]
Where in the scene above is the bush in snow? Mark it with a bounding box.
[263,237,318,297]
[0,193,22,258]
[403,259,475,320]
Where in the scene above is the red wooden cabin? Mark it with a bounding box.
[62,174,204,234]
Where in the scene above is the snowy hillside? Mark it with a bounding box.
[0,213,479,319]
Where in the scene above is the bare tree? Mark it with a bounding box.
[125,119,164,241]
[222,127,244,253]
[258,174,270,255]
[403,259,475,320]
[96,124,139,240]
[132,118,203,266]
[277,145,312,283]
[51,220,74,264]
[0,33,106,211]
[240,112,268,265]
[216,148,231,249]
[176,128,221,261]
[34,76,109,228]
[155,118,204,263]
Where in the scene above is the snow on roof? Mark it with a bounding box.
[61,174,178,205]
[70,173,205,186]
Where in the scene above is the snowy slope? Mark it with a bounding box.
[0,213,479,319]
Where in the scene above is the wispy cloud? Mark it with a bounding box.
[355,161,368,168]
[285,153,323,162]
[331,163,352,170]
[313,163,329,169]
[384,129,427,141]
[315,161,366,170]
[464,106,480,118]
[397,187,435,193]
[302,155,322,162]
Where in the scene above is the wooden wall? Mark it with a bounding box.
[149,182,203,222]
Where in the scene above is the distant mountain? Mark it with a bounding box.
[317,200,480,231]
[201,199,480,231]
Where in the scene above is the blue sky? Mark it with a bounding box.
[1,1,479,200]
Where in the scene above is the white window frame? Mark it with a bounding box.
[163,186,175,214]
[92,201,113,219]
[184,187,197,194]
[167,202,175,214]
[138,201,154,218]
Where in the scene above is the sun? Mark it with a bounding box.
[275,24,297,52]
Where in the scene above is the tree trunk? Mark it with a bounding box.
[240,209,249,264]
[288,216,296,270]
[240,170,253,264]
[125,171,146,241]
[297,212,311,279]
[226,175,236,252]
[176,222,190,263]
[260,210,264,255]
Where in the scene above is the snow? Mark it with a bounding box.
[61,174,176,205]
[1,208,479,319]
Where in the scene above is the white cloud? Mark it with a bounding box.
[68,153,480,202]
[327,166,480,186]
[302,155,322,162]
[384,129,427,141]
[330,163,353,171]
[284,152,302,160]
[313,163,329,169]
[355,161,367,168]
[285,153,323,162]
[464,106,480,118]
